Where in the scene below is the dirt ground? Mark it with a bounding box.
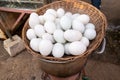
[0,40,120,80]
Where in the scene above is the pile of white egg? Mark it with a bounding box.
[26,8,96,58]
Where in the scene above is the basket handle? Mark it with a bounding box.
[95,38,106,54]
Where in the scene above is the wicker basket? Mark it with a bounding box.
[22,0,107,77]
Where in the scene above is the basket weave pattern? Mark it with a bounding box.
[22,0,107,61]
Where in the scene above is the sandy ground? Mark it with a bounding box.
[0,40,120,80]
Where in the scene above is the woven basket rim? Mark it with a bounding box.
[22,0,107,62]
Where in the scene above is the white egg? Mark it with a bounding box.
[52,43,64,58]
[46,9,57,18]
[26,29,36,40]
[64,30,82,42]
[72,13,80,20]
[69,41,86,55]
[34,24,45,38]
[55,18,62,29]
[80,37,90,47]
[39,15,45,25]
[53,29,66,43]
[57,8,65,18]
[76,14,90,24]
[72,20,85,33]
[64,43,71,55]
[30,38,41,52]
[43,13,56,22]
[84,29,96,40]
[60,16,72,30]
[29,12,40,29]
[44,21,56,34]
[64,12,72,18]
[86,23,95,29]
[42,33,55,43]
[39,39,53,56]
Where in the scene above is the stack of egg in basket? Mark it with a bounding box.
[22,0,107,77]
